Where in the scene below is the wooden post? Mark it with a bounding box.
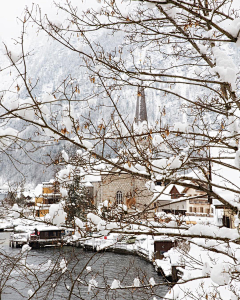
[172,266,178,282]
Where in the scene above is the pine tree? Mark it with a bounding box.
[65,175,94,225]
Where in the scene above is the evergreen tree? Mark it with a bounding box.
[5,191,17,207]
[65,175,95,225]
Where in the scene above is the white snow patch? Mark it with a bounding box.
[210,263,230,285]
[149,277,156,286]
[133,277,141,287]
[28,289,34,298]
[86,266,92,273]
[47,203,66,227]
[22,244,32,253]
[212,46,237,90]
[88,277,98,292]
[61,150,69,162]
[110,279,121,289]
[173,122,188,133]
[75,217,84,229]
[59,258,67,273]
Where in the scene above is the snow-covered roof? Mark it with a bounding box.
[213,199,224,207]
[154,184,185,201]
[154,236,174,242]
[35,225,63,231]
[84,181,93,187]
[82,174,101,183]
[34,184,43,197]
[155,186,172,201]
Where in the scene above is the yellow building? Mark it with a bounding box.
[35,180,61,217]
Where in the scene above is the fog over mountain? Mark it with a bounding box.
[1,9,239,187]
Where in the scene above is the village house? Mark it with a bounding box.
[184,187,213,216]
[35,180,61,217]
[155,184,186,215]
[155,183,213,221]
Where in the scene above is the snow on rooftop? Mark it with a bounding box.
[85,181,93,187]
[34,184,43,197]
[35,225,63,231]
[154,184,185,201]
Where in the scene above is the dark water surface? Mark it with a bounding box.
[0,232,169,299]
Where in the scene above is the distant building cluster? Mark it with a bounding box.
[12,84,235,229]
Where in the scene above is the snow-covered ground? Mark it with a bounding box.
[0,204,239,300]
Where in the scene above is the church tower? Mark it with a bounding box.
[134,82,148,125]
[132,82,150,150]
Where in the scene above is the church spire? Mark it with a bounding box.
[135,82,148,125]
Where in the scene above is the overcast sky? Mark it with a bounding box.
[0,0,239,46]
[0,1,56,45]
[0,0,91,48]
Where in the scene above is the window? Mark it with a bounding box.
[200,207,203,213]
[193,207,197,213]
[189,207,192,212]
[116,191,123,204]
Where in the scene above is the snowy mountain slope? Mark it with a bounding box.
[2,7,239,186]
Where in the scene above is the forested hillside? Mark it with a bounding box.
[0,20,192,185]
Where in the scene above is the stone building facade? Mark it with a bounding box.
[93,171,153,210]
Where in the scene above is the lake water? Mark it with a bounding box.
[0,232,169,299]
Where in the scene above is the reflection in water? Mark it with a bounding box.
[0,232,169,299]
